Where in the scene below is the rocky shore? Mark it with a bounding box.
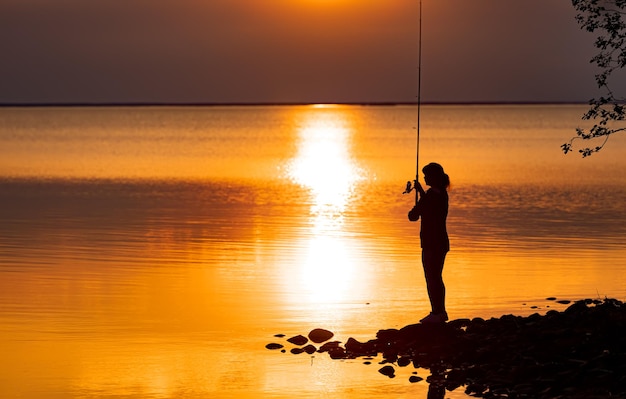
[267,298,626,398]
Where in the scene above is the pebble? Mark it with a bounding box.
[287,334,308,346]
[378,365,395,378]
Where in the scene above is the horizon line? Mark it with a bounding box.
[0,100,590,108]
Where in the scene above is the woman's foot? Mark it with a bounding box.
[420,312,448,324]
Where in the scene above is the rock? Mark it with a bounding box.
[447,318,471,329]
[318,341,341,352]
[303,344,317,354]
[397,356,411,367]
[344,337,364,353]
[546,309,560,317]
[328,347,346,359]
[344,337,379,357]
[308,328,334,343]
[378,365,395,377]
[266,343,284,350]
[409,375,423,383]
[287,334,308,346]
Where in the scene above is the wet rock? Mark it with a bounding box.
[397,356,411,367]
[328,347,346,359]
[344,336,377,355]
[308,328,334,343]
[344,337,363,353]
[318,340,341,352]
[378,365,395,378]
[287,334,308,346]
[318,341,345,359]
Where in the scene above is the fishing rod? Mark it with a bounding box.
[403,0,423,206]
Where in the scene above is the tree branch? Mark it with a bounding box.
[564,0,626,156]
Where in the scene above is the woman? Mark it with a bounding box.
[408,163,450,324]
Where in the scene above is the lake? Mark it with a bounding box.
[1,104,625,398]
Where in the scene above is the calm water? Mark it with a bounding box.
[1,105,625,398]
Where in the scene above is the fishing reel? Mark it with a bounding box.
[404,180,421,222]
[403,180,416,195]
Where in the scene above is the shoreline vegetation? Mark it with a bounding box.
[267,298,626,399]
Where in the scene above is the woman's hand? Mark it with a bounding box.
[416,182,426,196]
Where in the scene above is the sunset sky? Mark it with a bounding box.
[0,0,621,104]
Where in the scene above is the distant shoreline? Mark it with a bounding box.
[0,101,589,108]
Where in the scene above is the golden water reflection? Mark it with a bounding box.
[287,107,365,220]
[286,107,367,305]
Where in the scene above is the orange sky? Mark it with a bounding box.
[0,0,620,104]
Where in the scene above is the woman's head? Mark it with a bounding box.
[422,162,450,190]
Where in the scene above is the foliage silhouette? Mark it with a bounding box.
[563,0,626,157]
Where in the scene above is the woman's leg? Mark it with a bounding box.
[422,249,447,315]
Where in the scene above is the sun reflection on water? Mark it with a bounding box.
[287,109,364,222]
[286,107,367,305]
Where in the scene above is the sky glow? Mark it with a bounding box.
[0,0,621,104]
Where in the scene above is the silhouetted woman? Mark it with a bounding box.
[408,162,450,323]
